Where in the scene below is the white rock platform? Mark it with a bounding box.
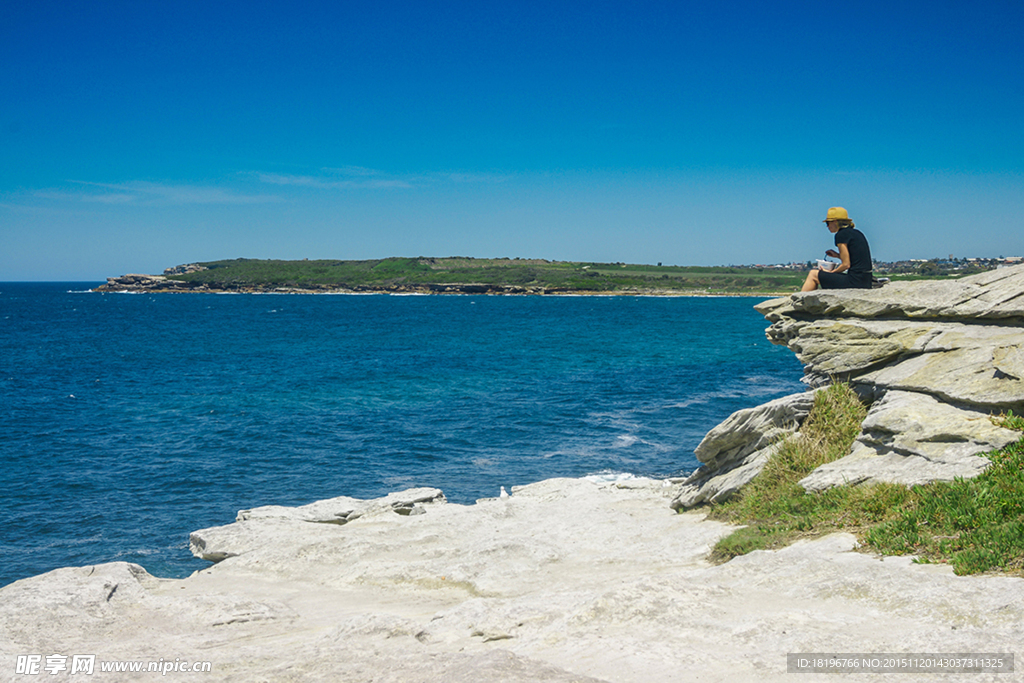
[2,478,1022,682]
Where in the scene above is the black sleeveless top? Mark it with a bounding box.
[834,227,872,288]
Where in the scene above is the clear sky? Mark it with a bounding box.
[2,0,1022,280]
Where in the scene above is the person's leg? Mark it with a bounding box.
[802,269,820,291]
[818,271,853,290]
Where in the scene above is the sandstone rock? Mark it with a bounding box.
[190,487,446,562]
[756,262,1024,324]
[107,274,166,287]
[679,265,1024,505]
[236,487,446,523]
[745,263,1024,494]
[670,391,815,509]
[799,390,1021,492]
[163,263,208,275]
[766,315,1024,407]
[95,273,195,292]
[693,391,816,470]
[856,343,1024,409]
[3,480,1024,683]
[766,318,938,382]
[0,563,158,626]
[670,440,786,509]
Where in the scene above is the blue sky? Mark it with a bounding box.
[2,1,1022,280]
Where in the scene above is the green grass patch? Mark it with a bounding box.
[707,383,878,560]
[866,414,1024,575]
[706,391,1024,576]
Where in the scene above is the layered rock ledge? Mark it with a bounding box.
[674,263,1024,508]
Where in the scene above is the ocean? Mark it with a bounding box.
[0,284,804,587]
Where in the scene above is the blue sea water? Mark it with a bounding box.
[0,283,804,587]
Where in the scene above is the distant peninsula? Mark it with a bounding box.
[95,257,810,296]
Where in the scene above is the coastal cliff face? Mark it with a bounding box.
[673,263,1024,509]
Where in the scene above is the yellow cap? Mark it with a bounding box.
[823,207,850,223]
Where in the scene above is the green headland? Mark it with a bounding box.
[97,256,1001,295]
[99,257,815,295]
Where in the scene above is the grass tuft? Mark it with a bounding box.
[707,382,871,560]
[865,437,1024,575]
[995,409,1024,431]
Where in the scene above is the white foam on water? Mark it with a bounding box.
[582,471,641,483]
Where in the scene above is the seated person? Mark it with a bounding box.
[802,207,873,291]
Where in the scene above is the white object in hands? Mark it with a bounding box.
[817,259,837,272]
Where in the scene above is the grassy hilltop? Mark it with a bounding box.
[161,257,808,295]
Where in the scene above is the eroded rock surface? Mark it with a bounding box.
[3,480,1022,682]
[670,391,816,509]
[190,488,446,562]
[95,273,194,292]
[757,264,1024,324]
[800,390,1020,492]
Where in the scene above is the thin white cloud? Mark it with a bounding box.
[252,166,511,190]
[11,180,281,207]
[84,193,137,204]
[253,172,412,189]
[9,168,517,210]
[320,165,383,177]
[444,172,512,184]
[62,180,282,205]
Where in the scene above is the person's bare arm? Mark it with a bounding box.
[830,243,851,273]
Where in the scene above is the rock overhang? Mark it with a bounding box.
[673,263,1024,508]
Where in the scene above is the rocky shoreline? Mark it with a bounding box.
[94,273,560,295]
[92,270,781,297]
[4,264,1023,682]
